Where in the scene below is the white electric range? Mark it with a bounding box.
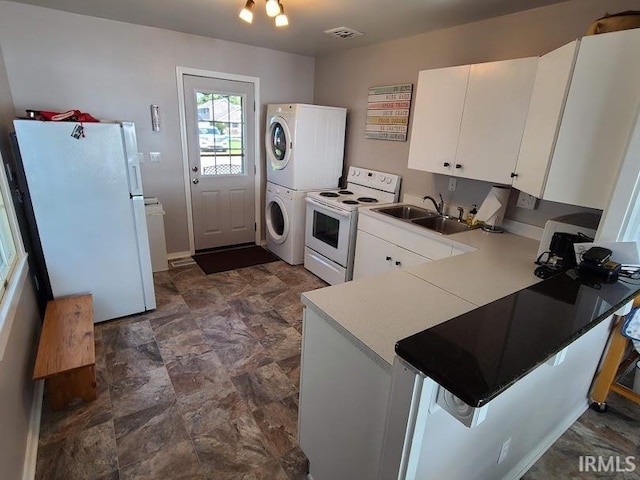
[304,167,401,285]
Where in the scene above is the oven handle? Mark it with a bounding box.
[305,196,353,218]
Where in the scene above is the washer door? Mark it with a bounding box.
[266,116,292,171]
[266,196,289,244]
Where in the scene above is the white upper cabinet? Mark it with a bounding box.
[512,41,579,198]
[407,65,470,175]
[543,29,640,210]
[455,57,538,184]
[407,58,537,184]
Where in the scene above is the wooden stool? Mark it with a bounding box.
[590,296,640,411]
[33,294,97,410]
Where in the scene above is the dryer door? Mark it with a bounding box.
[266,116,292,171]
[266,196,289,244]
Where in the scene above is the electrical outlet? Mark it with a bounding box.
[498,438,512,464]
[449,177,457,192]
[149,152,161,163]
[516,191,537,210]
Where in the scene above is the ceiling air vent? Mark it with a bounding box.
[324,27,364,39]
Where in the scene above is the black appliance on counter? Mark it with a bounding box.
[534,232,591,279]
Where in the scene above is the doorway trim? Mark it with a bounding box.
[176,66,262,255]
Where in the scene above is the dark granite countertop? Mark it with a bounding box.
[395,270,640,407]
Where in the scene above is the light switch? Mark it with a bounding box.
[149,152,161,163]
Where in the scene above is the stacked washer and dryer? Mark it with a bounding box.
[265,104,347,265]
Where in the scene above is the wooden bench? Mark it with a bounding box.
[33,294,97,410]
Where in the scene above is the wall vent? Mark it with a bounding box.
[324,27,364,39]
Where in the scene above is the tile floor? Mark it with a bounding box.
[35,261,326,480]
[34,260,640,479]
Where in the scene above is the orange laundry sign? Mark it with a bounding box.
[366,84,413,141]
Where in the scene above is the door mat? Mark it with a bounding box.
[193,245,279,275]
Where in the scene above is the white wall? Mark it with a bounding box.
[314,0,638,226]
[0,41,41,480]
[0,1,315,254]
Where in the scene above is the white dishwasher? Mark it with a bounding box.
[144,198,168,272]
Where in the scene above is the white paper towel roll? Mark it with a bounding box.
[475,186,510,227]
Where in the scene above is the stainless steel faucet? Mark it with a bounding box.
[457,206,464,222]
[423,193,444,215]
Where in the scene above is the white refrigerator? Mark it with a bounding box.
[12,120,156,322]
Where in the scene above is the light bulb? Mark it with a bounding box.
[239,0,254,23]
[265,0,280,17]
[275,4,288,27]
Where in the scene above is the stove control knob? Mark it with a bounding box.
[380,175,387,182]
[386,178,393,184]
[351,170,356,176]
[355,170,361,176]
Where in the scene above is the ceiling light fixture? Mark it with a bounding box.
[239,0,289,27]
[239,0,254,24]
[265,0,280,17]
[275,3,288,27]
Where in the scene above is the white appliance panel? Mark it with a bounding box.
[132,195,156,310]
[265,182,307,265]
[265,104,346,190]
[305,198,355,268]
[304,247,347,285]
[14,120,152,322]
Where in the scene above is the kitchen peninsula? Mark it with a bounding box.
[297,207,640,480]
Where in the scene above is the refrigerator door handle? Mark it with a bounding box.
[129,162,142,195]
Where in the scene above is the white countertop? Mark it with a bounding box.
[302,205,542,365]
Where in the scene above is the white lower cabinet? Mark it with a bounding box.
[353,214,463,281]
[299,307,391,480]
[353,230,432,280]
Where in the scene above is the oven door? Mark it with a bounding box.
[305,197,354,267]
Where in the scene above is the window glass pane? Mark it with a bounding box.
[196,92,245,176]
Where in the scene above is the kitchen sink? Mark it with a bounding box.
[411,216,476,235]
[373,203,479,235]
[374,205,436,220]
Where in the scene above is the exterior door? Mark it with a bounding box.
[184,75,256,251]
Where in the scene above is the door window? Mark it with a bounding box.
[196,92,245,176]
[313,211,340,248]
[271,122,287,161]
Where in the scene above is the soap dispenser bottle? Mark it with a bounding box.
[467,204,477,226]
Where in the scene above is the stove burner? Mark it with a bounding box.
[319,192,339,198]
[357,197,378,203]
[342,200,359,205]
[338,190,353,195]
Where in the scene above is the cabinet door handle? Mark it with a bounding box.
[385,256,392,261]
[510,172,518,178]
[455,164,462,169]
[443,162,450,168]
[395,261,402,266]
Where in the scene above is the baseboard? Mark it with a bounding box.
[504,402,588,480]
[22,380,44,480]
[167,251,192,261]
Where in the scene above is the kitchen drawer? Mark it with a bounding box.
[358,214,453,261]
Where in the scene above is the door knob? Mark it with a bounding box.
[385,256,392,261]
[455,164,462,169]
[192,166,198,172]
[443,162,450,168]
[395,261,402,266]
[192,178,199,184]
[510,172,518,178]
